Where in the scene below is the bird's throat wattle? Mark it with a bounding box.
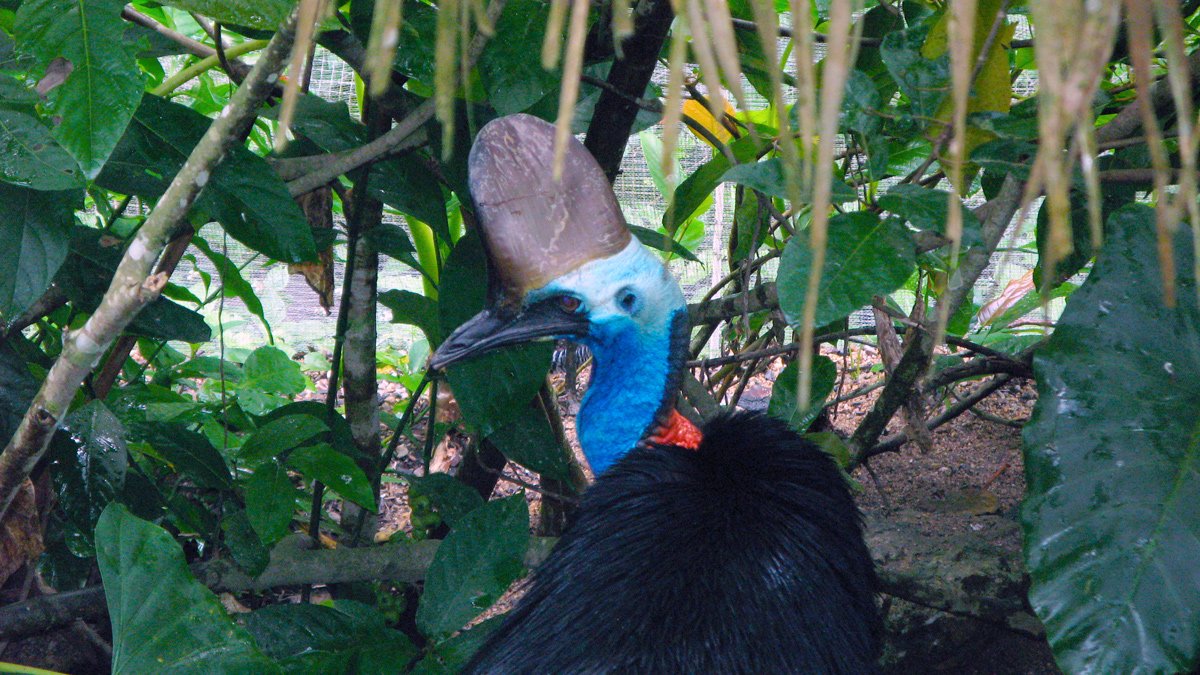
[646,408,703,450]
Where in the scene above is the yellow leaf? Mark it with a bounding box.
[680,98,734,147]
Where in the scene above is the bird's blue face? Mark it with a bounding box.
[433,239,689,474]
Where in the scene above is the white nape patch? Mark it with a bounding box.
[75,332,101,354]
[127,238,148,261]
[196,170,209,187]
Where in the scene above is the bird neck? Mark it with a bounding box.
[577,310,692,474]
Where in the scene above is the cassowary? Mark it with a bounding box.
[431,114,881,673]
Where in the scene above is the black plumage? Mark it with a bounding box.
[464,412,881,674]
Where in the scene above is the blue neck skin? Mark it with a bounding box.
[530,240,689,475]
[576,309,686,474]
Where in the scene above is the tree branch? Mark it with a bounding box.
[0,11,300,520]
[583,0,674,181]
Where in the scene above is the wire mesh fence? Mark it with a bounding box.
[168,43,1054,357]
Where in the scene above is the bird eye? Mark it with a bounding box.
[558,295,582,313]
[619,291,637,312]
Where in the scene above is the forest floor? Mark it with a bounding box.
[355,342,1061,673]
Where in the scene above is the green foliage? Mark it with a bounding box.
[97,504,278,674]
[0,2,1192,671]
[416,495,529,639]
[768,356,837,432]
[244,601,419,673]
[1022,206,1200,674]
[777,211,916,328]
[0,183,78,320]
[14,0,144,178]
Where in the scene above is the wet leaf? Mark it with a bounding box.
[1022,204,1200,674]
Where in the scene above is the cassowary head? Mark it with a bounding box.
[431,114,691,474]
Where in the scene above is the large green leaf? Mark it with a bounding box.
[879,19,948,119]
[416,494,529,638]
[0,74,83,189]
[97,95,315,263]
[663,136,761,233]
[439,232,552,435]
[238,413,328,463]
[221,507,270,576]
[479,0,557,114]
[96,504,278,674]
[157,0,296,29]
[380,288,441,344]
[486,404,572,482]
[48,401,128,550]
[1022,204,1200,674]
[410,617,503,674]
[192,235,273,339]
[0,183,77,321]
[245,600,418,674]
[52,226,211,343]
[286,443,376,510]
[777,211,916,327]
[406,473,485,528]
[878,183,983,248]
[241,345,308,395]
[0,337,37,446]
[145,424,233,490]
[14,0,143,178]
[767,356,837,432]
[722,159,858,203]
[244,462,300,544]
[629,225,702,264]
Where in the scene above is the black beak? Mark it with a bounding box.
[430,299,589,370]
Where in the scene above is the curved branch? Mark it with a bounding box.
[0,10,301,520]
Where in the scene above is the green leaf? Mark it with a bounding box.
[145,424,233,490]
[97,95,315,263]
[629,225,701,263]
[289,94,450,241]
[244,462,299,544]
[406,473,485,528]
[239,413,328,463]
[0,183,77,321]
[52,227,211,343]
[242,345,307,395]
[767,356,837,432]
[287,443,376,510]
[880,20,949,119]
[0,337,37,446]
[663,136,760,233]
[14,0,144,177]
[0,74,83,189]
[879,183,983,247]
[96,504,279,674]
[416,495,529,638]
[48,401,128,548]
[439,232,552,434]
[157,0,296,30]
[192,235,273,340]
[221,507,270,576]
[380,288,441,344]
[410,617,503,674]
[777,211,916,327]
[479,0,558,114]
[722,158,858,203]
[245,600,419,674]
[486,404,572,482]
[841,69,883,136]
[1022,204,1200,674]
